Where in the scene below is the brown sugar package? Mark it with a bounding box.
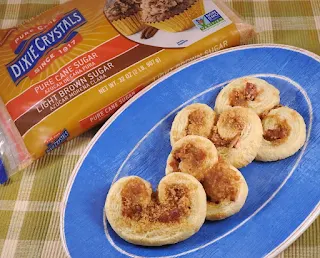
[0,0,255,183]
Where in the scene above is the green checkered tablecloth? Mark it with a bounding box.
[0,0,319,257]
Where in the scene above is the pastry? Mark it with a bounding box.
[166,135,218,181]
[204,158,248,220]
[141,0,205,32]
[210,107,263,168]
[166,135,248,220]
[105,172,207,246]
[215,77,280,116]
[104,0,144,35]
[170,103,216,146]
[256,106,306,161]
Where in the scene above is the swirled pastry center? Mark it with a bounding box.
[121,178,191,223]
[210,112,244,148]
[263,116,291,145]
[210,126,238,147]
[229,82,258,107]
[202,159,240,204]
[186,109,207,135]
[220,112,246,131]
[171,143,207,175]
[173,143,206,164]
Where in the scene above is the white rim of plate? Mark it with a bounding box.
[60,43,320,258]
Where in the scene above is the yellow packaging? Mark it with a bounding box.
[0,0,255,183]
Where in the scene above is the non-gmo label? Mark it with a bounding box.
[205,10,222,23]
[193,10,225,32]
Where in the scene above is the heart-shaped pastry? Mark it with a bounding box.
[105,172,207,246]
[166,135,248,220]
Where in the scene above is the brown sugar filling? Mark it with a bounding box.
[263,117,291,144]
[244,82,258,101]
[173,143,207,164]
[202,159,240,204]
[172,143,207,173]
[169,159,180,172]
[186,109,206,135]
[210,112,244,148]
[223,111,246,131]
[229,82,258,107]
[121,178,191,223]
[121,178,149,221]
[210,126,233,147]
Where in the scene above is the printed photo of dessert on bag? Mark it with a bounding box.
[104,0,240,48]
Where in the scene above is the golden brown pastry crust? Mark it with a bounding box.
[215,77,280,116]
[166,135,248,220]
[105,172,207,246]
[166,135,218,181]
[211,107,263,168]
[256,106,306,161]
[170,103,216,146]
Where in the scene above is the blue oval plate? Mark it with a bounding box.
[60,44,320,258]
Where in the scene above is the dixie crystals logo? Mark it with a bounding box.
[6,9,86,84]
[193,10,225,31]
